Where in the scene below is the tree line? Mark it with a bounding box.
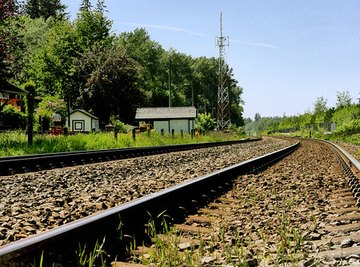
[0,0,245,130]
[245,91,360,136]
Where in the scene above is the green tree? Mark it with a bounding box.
[21,18,77,97]
[73,4,113,50]
[23,0,66,19]
[76,43,144,124]
[312,96,328,128]
[118,28,166,106]
[79,0,91,12]
[336,90,352,109]
[313,96,328,114]
[0,0,23,80]
[191,57,218,115]
[35,95,66,121]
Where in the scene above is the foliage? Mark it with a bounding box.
[109,116,131,133]
[336,90,352,108]
[23,0,66,20]
[0,0,24,80]
[195,112,216,132]
[73,6,113,49]
[76,43,143,124]
[0,130,245,157]
[332,105,360,134]
[0,105,27,129]
[245,92,360,137]
[3,1,245,129]
[35,94,66,123]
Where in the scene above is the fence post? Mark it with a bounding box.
[132,128,136,141]
[161,129,164,136]
[171,129,174,138]
[26,84,35,145]
[180,130,183,138]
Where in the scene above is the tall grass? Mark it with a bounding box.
[0,130,246,157]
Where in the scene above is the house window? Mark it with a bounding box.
[73,120,85,131]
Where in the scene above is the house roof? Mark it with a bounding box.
[135,107,197,120]
[69,109,99,120]
[0,80,28,95]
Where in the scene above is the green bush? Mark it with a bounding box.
[110,116,132,133]
[0,105,27,129]
[335,119,360,134]
[195,113,216,132]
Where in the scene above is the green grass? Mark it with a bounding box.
[0,130,246,157]
[272,130,360,146]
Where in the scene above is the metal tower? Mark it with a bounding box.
[216,12,230,130]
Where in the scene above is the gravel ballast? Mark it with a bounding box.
[0,138,295,246]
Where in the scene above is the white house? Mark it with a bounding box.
[135,107,197,133]
[66,109,99,132]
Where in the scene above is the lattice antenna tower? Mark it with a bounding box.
[216,12,230,130]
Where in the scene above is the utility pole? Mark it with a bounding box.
[168,55,172,107]
[216,12,230,130]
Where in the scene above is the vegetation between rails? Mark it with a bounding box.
[0,130,246,158]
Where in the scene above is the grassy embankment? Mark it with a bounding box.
[0,130,246,157]
[272,130,360,156]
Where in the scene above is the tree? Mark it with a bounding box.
[79,0,91,12]
[23,0,66,19]
[254,113,261,122]
[336,90,352,109]
[118,28,165,106]
[191,57,218,115]
[95,0,106,13]
[21,19,77,96]
[0,0,23,80]
[313,96,327,114]
[74,4,113,50]
[76,44,144,124]
[35,95,66,124]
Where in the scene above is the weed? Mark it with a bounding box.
[77,237,108,267]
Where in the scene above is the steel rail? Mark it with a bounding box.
[0,138,260,176]
[0,141,299,266]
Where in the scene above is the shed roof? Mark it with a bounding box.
[135,107,197,120]
[0,80,28,95]
[69,109,99,120]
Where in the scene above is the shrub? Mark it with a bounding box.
[195,113,216,132]
[0,105,27,129]
[110,116,132,133]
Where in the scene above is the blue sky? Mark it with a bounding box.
[63,0,360,119]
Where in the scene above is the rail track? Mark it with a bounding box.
[0,138,259,176]
[1,138,360,266]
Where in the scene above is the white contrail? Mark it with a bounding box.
[121,22,207,37]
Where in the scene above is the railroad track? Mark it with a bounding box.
[1,138,360,266]
[115,139,360,266]
[0,139,259,176]
[0,139,298,266]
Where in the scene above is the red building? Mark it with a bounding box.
[0,80,28,112]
